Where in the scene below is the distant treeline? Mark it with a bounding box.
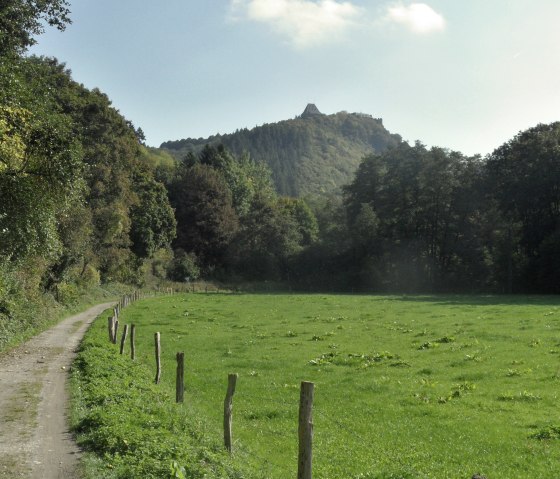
[316,132,560,294]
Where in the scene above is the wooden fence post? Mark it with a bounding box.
[298,381,314,479]
[154,332,162,384]
[113,320,119,345]
[224,373,238,453]
[130,324,136,360]
[108,316,114,342]
[176,352,185,403]
[120,324,129,354]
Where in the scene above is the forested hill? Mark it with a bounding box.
[160,105,402,197]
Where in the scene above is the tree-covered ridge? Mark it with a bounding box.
[0,56,176,277]
[161,108,402,197]
[0,47,176,345]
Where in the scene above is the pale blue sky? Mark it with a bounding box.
[30,1,560,156]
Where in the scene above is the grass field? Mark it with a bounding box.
[73,293,560,478]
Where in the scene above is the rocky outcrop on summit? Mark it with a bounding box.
[301,103,322,118]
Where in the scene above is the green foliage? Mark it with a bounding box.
[336,143,491,292]
[0,0,71,55]
[0,49,176,346]
[487,122,560,292]
[167,249,200,282]
[531,425,560,440]
[78,265,101,288]
[166,145,318,281]
[169,162,239,267]
[129,169,176,258]
[54,281,80,305]
[183,144,276,218]
[278,197,319,246]
[317,121,560,294]
[0,102,84,260]
[228,196,303,280]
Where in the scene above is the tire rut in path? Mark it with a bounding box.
[0,302,114,479]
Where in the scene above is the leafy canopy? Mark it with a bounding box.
[0,0,71,55]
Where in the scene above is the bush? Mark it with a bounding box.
[167,250,200,282]
[150,248,173,280]
[78,265,101,288]
[56,281,80,305]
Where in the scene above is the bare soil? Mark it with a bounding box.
[0,303,114,479]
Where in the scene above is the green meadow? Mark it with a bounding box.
[72,293,560,478]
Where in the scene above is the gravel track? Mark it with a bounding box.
[0,303,114,479]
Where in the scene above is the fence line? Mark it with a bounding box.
[102,288,422,479]
[105,292,317,477]
[298,381,313,479]
[154,332,161,384]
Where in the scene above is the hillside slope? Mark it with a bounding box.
[161,105,402,197]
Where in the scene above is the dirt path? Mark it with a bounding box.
[0,303,114,479]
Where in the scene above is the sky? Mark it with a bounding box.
[29,0,560,156]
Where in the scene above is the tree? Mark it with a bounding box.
[343,143,489,291]
[169,163,238,268]
[0,104,83,261]
[351,203,379,256]
[0,0,71,56]
[486,122,560,291]
[167,249,200,282]
[278,197,319,246]
[190,144,276,218]
[129,169,176,259]
[228,196,302,280]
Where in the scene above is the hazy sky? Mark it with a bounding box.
[30,0,560,156]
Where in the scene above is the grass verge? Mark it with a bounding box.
[70,307,253,479]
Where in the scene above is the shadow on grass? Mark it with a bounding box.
[223,289,560,307]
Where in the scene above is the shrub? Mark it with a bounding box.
[167,250,200,282]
